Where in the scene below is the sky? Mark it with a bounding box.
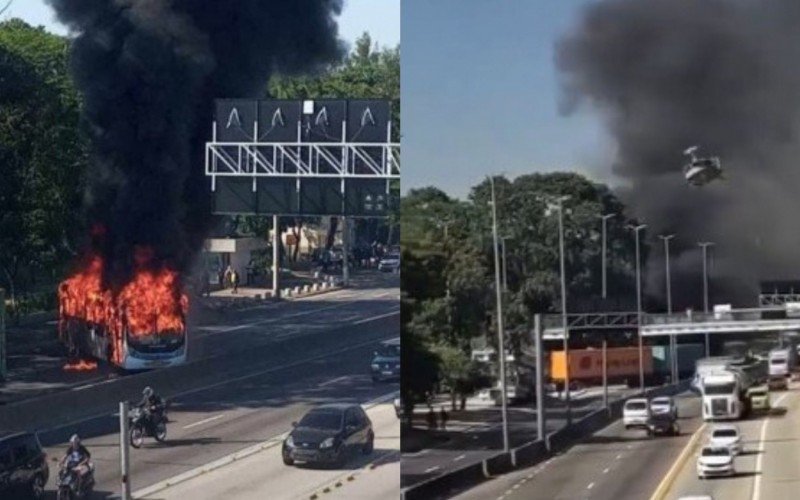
[3,0,399,48]
[402,0,614,198]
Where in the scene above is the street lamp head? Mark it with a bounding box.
[698,241,715,248]
[599,213,616,221]
[659,234,676,241]
[627,223,647,232]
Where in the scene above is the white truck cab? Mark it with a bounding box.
[701,371,744,421]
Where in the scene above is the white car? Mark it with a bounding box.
[697,445,735,478]
[378,254,400,273]
[708,424,742,455]
[623,398,650,429]
[650,396,678,419]
[678,496,714,500]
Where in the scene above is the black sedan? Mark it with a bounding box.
[282,404,374,467]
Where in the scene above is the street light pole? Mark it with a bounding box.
[629,224,647,392]
[501,236,509,293]
[699,242,715,357]
[555,196,571,425]
[659,234,676,383]
[599,213,616,299]
[489,176,510,452]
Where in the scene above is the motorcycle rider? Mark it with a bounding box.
[61,434,91,493]
[138,386,165,425]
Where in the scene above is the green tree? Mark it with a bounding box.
[0,20,87,310]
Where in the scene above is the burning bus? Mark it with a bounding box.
[58,252,188,371]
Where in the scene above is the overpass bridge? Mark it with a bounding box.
[542,306,800,340]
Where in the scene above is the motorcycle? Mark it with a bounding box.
[56,459,95,500]
[129,404,167,448]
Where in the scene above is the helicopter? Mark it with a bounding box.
[683,146,723,187]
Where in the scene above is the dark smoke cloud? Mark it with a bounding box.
[47,0,343,287]
[556,0,800,308]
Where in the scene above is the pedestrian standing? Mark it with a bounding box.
[231,269,239,294]
[201,269,210,297]
[426,407,437,431]
[440,406,449,431]
[224,265,233,289]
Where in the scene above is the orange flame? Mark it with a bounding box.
[63,359,99,371]
[58,248,188,367]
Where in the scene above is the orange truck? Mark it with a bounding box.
[550,347,654,384]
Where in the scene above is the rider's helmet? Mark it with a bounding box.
[143,386,154,398]
[69,434,80,447]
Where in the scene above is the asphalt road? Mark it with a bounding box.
[0,272,399,499]
[401,386,639,489]
[1,272,398,404]
[665,382,800,500]
[143,401,400,500]
[454,391,705,500]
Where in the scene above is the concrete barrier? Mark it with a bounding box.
[401,460,487,500]
[483,452,514,476]
[510,439,548,468]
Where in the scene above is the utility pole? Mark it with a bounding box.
[534,314,546,449]
[599,213,616,299]
[272,215,281,298]
[553,196,572,425]
[500,236,511,293]
[119,401,131,500]
[629,224,647,392]
[699,242,715,357]
[659,234,676,383]
[489,176,510,452]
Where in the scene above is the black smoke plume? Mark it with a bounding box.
[48,0,343,287]
[557,0,800,308]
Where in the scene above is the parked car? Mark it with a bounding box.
[697,445,735,479]
[650,396,678,419]
[371,338,400,382]
[708,424,742,455]
[0,431,49,499]
[623,398,650,430]
[282,404,374,467]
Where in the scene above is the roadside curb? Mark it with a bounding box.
[307,449,400,500]
[648,421,706,500]
[132,391,399,499]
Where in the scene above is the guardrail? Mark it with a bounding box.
[400,380,691,500]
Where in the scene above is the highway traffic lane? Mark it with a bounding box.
[400,389,641,489]
[453,392,704,500]
[0,283,398,405]
[147,402,399,500]
[38,332,400,495]
[665,385,800,500]
[0,307,399,432]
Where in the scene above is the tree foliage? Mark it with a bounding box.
[401,172,646,409]
[0,19,87,306]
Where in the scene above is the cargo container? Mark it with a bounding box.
[549,347,653,385]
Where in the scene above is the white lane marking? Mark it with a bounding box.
[424,466,440,474]
[587,482,595,490]
[352,309,400,325]
[319,375,351,387]
[39,337,394,436]
[603,467,610,474]
[753,392,790,500]
[200,302,356,335]
[183,414,225,429]
[454,454,466,462]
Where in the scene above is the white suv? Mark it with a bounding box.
[623,398,650,429]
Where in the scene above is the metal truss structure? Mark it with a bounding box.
[542,306,800,339]
[206,120,400,192]
[758,293,800,307]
